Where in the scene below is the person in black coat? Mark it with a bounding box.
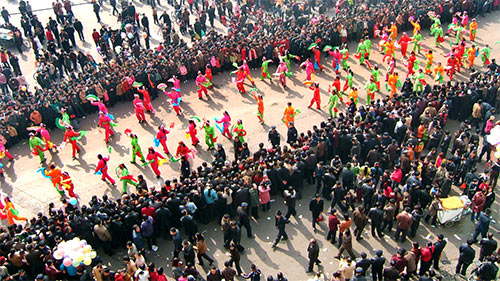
[272,210,289,248]
[368,202,384,238]
[479,233,498,261]
[237,203,253,238]
[306,239,320,273]
[355,252,372,276]
[371,250,385,281]
[456,238,475,275]
[180,156,190,180]
[287,122,298,145]
[432,234,447,270]
[268,126,280,148]
[309,194,324,230]
[155,202,172,239]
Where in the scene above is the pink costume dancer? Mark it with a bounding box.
[195,72,208,99]
[216,111,232,139]
[36,124,56,151]
[95,154,115,184]
[133,95,146,122]
[301,58,315,81]
[242,60,256,86]
[328,48,342,74]
[91,100,108,114]
[0,140,13,161]
[146,147,165,178]
[276,61,288,88]
[98,112,114,143]
[168,91,182,115]
[156,125,171,154]
[187,120,200,146]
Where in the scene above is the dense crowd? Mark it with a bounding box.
[0,0,499,147]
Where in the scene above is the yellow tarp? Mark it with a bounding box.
[440,196,465,210]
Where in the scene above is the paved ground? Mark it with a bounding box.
[1,0,500,279]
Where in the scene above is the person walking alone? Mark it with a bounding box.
[272,210,289,248]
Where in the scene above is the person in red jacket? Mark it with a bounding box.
[133,94,146,123]
[327,209,340,244]
[419,242,434,275]
[146,147,165,179]
[95,154,115,185]
[398,32,412,57]
[471,189,487,221]
[391,164,403,188]
[308,82,321,109]
[312,46,324,71]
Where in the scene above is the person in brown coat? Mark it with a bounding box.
[353,206,368,241]
[404,249,417,279]
[394,208,412,242]
[335,229,356,259]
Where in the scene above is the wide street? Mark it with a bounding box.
[1,0,500,279]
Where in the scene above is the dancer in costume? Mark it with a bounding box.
[434,62,445,84]
[469,18,478,41]
[29,133,46,163]
[406,51,417,78]
[2,197,27,225]
[196,71,209,99]
[171,75,181,92]
[201,119,217,150]
[410,18,421,36]
[300,58,315,81]
[137,87,155,113]
[389,22,398,41]
[44,164,64,196]
[156,124,173,154]
[283,102,297,128]
[371,65,381,90]
[364,78,377,105]
[425,50,434,74]
[61,172,77,198]
[481,44,491,66]
[216,111,232,139]
[129,132,145,163]
[0,138,13,162]
[276,61,288,89]
[36,123,57,152]
[117,163,137,194]
[260,57,273,81]
[446,54,458,80]
[146,147,165,179]
[312,46,323,71]
[63,126,81,160]
[387,72,399,98]
[398,32,412,57]
[327,87,340,117]
[234,67,246,94]
[205,65,214,88]
[187,119,200,146]
[55,108,71,129]
[233,120,246,143]
[343,69,354,93]
[133,94,146,123]
[328,47,342,74]
[253,93,264,124]
[339,44,350,70]
[364,36,372,60]
[90,98,109,114]
[382,39,395,63]
[429,12,444,47]
[98,112,114,143]
[95,154,115,185]
[175,141,192,161]
[386,57,396,82]
[466,45,477,69]
[412,30,422,54]
[331,76,341,94]
[280,51,300,76]
[413,69,427,93]
[356,39,371,69]
[242,60,256,86]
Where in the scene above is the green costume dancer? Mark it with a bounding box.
[261,58,273,81]
[327,92,340,117]
[29,134,45,163]
[339,47,350,70]
[202,120,216,150]
[356,40,367,64]
[412,32,422,53]
[343,71,353,93]
[130,134,145,163]
[364,80,377,105]
[281,53,299,77]
[413,70,426,93]
[364,37,372,59]
[233,121,246,143]
[117,164,137,193]
[429,15,443,47]
[481,45,491,65]
[453,26,464,44]
[371,67,380,90]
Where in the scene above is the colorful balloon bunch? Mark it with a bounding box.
[53,237,97,267]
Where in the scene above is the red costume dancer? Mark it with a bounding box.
[36,123,57,152]
[196,71,208,99]
[406,52,417,78]
[95,154,115,185]
[187,120,200,146]
[98,112,114,143]
[235,67,246,94]
[332,76,341,94]
[205,65,213,88]
[312,47,323,71]
[446,55,458,80]
[156,125,171,154]
[138,87,155,113]
[133,94,146,122]
[216,111,232,139]
[45,164,64,196]
[276,61,288,88]
[146,147,165,178]
[0,139,13,161]
[63,126,81,160]
[61,172,77,198]
[308,82,321,109]
[398,32,411,57]
[176,141,192,160]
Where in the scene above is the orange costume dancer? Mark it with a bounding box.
[235,67,246,94]
[44,164,65,196]
[467,45,477,69]
[242,60,256,86]
[308,82,321,109]
[253,94,264,123]
[1,197,27,225]
[434,62,445,84]
[388,72,399,98]
[187,120,200,146]
[63,126,81,160]
[389,22,398,41]
[410,18,421,36]
[469,19,477,41]
[283,102,297,128]
[98,112,114,143]
[382,40,395,63]
[205,65,214,88]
